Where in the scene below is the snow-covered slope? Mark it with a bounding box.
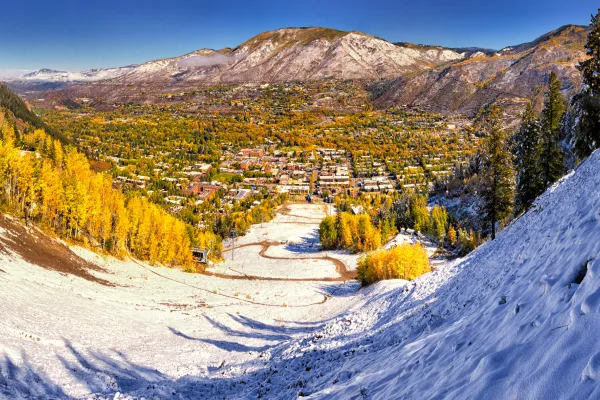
[249,149,600,399]
[180,148,600,399]
[2,149,600,399]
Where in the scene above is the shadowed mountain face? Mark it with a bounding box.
[373,25,590,126]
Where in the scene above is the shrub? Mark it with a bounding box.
[357,243,430,285]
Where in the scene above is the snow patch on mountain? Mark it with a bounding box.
[96,28,466,86]
[9,65,138,83]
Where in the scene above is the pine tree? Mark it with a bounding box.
[513,103,542,213]
[539,72,566,188]
[478,105,515,240]
[573,9,600,158]
[430,205,448,246]
[319,216,338,249]
[410,195,429,233]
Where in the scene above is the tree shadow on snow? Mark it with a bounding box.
[314,282,362,298]
[0,352,70,399]
[168,326,273,353]
[0,259,487,399]
[56,340,165,394]
[283,231,322,254]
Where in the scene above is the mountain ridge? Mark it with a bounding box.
[6,23,591,124]
[373,24,590,125]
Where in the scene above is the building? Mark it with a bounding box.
[238,148,265,158]
[183,182,221,199]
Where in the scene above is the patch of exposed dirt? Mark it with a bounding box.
[0,216,114,286]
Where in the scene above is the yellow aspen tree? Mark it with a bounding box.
[36,160,63,228]
[15,154,35,216]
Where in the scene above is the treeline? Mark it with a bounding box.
[320,192,477,255]
[513,72,566,215]
[438,9,600,243]
[570,9,600,159]
[430,10,600,245]
[438,77,564,242]
[319,212,382,253]
[0,119,221,268]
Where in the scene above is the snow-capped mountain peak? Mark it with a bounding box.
[13,65,138,83]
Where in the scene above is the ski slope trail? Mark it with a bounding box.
[2,150,600,398]
[123,148,600,399]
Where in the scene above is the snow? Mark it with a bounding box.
[208,203,358,279]
[3,148,600,399]
[8,66,138,83]
[73,29,466,86]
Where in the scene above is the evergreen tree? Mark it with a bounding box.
[478,105,515,240]
[430,205,449,247]
[410,195,429,233]
[513,103,542,213]
[539,72,566,188]
[573,9,600,158]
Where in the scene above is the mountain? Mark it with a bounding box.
[19,65,137,83]
[97,27,464,84]
[10,24,591,120]
[374,25,590,125]
[3,65,138,93]
[0,82,67,142]
[10,65,138,83]
[47,27,465,103]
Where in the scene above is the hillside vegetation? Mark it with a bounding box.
[0,83,67,142]
[0,88,224,268]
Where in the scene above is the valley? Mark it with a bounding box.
[2,4,600,399]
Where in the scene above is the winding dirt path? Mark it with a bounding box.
[210,240,357,282]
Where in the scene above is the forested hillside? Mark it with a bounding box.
[0,83,67,142]
[0,87,223,269]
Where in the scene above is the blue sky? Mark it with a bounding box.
[0,0,597,72]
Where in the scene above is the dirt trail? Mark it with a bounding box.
[211,240,357,282]
[279,201,329,221]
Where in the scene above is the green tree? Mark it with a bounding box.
[539,72,566,189]
[479,105,515,240]
[513,103,542,213]
[319,216,338,250]
[573,9,600,158]
[410,194,429,233]
[430,205,448,246]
